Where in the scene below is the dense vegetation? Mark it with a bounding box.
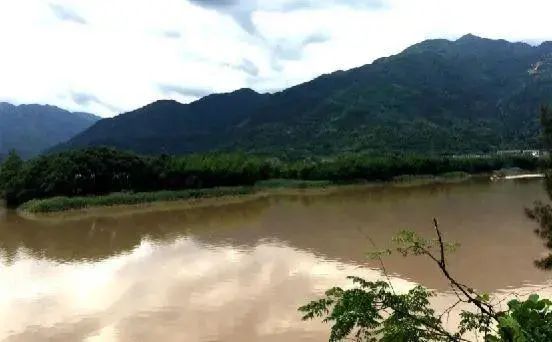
[0,147,543,208]
[57,35,552,157]
[526,105,552,270]
[0,102,99,158]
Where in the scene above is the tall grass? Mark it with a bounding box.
[20,179,343,213]
[20,187,254,213]
[254,179,332,188]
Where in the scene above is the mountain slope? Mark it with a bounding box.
[58,35,552,157]
[0,103,100,158]
[55,88,269,154]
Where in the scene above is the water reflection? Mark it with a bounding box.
[2,239,412,341]
[0,179,551,341]
[0,198,272,263]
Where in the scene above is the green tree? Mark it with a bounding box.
[0,150,23,202]
[526,105,552,269]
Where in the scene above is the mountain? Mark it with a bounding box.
[55,88,270,155]
[0,103,100,158]
[56,35,552,157]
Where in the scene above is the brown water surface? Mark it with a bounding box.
[0,179,550,341]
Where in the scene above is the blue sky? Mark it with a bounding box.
[1,0,551,117]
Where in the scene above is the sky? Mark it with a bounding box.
[1,0,552,117]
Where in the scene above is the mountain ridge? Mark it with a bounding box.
[0,103,100,158]
[55,34,552,157]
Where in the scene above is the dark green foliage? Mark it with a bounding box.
[6,148,150,205]
[526,105,552,269]
[285,154,542,182]
[540,105,552,155]
[0,150,23,204]
[299,278,450,341]
[57,35,552,156]
[0,147,281,207]
[493,295,552,341]
[301,276,552,341]
[0,147,543,208]
[0,102,99,158]
[461,294,552,342]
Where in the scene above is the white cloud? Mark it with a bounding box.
[0,0,551,117]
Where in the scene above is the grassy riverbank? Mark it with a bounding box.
[19,179,336,214]
[20,187,256,214]
[16,175,478,214]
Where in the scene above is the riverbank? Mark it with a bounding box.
[18,180,343,215]
[19,187,256,214]
[16,174,480,215]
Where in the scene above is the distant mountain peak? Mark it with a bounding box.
[197,87,260,100]
[0,102,99,118]
[0,102,100,158]
[232,87,258,94]
[149,99,182,106]
[457,33,482,41]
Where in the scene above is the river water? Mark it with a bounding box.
[0,179,550,341]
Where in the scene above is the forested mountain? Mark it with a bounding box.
[0,103,99,158]
[57,35,552,157]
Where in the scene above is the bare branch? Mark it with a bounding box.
[427,220,498,321]
[357,226,396,295]
[434,217,446,267]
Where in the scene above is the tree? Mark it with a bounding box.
[0,150,23,202]
[299,221,552,341]
[526,105,552,269]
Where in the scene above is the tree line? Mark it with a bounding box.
[0,147,544,207]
